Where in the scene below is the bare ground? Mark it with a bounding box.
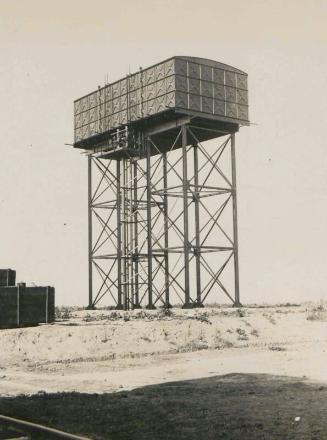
[0,304,327,439]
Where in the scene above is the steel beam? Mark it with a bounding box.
[144,115,192,137]
[193,143,203,307]
[146,138,155,309]
[116,160,123,309]
[123,159,128,310]
[163,152,171,308]
[87,156,94,309]
[128,159,134,310]
[133,160,141,308]
[182,125,192,308]
[231,133,241,307]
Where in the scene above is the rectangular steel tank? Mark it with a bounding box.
[74,56,249,146]
[0,269,16,287]
[0,286,55,328]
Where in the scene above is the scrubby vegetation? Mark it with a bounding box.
[306,302,327,321]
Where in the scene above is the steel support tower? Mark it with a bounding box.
[86,123,241,309]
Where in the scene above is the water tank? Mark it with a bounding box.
[74,56,249,149]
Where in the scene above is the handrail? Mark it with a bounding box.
[0,414,91,439]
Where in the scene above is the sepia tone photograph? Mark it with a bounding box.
[0,0,327,438]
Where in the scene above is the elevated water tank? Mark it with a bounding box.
[74,56,249,149]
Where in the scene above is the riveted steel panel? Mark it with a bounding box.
[81,111,89,126]
[189,78,200,95]
[188,62,200,78]
[213,68,224,84]
[120,79,127,95]
[75,113,82,129]
[225,71,236,87]
[120,110,128,124]
[105,101,112,115]
[175,75,188,92]
[89,122,97,136]
[129,89,140,106]
[237,104,249,120]
[89,107,97,123]
[237,89,248,105]
[156,94,166,112]
[120,94,128,111]
[81,125,90,140]
[145,83,156,101]
[139,89,146,106]
[201,80,213,98]
[99,103,106,119]
[144,67,155,85]
[74,100,82,115]
[156,78,166,96]
[112,97,120,113]
[202,96,213,114]
[112,82,120,98]
[75,127,83,142]
[130,105,140,121]
[99,117,106,132]
[189,94,201,111]
[225,86,237,103]
[80,96,89,113]
[146,98,156,116]
[175,58,187,76]
[99,88,106,103]
[163,59,176,76]
[226,102,237,118]
[237,73,247,90]
[165,91,176,107]
[201,65,212,81]
[129,74,140,91]
[111,112,120,127]
[175,91,188,108]
[156,63,165,80]
[89,92,98,109]
[104,86,112,102]
[139,102,146,117]
[165,75,175,93]
[214,99,225,115]
[213,84,225,100]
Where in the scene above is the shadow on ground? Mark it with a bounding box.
[0,373,326,439]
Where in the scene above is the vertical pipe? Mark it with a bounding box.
[87,156,93,309]
[129,159,134,310]
[45,287,49,323]
[123,159,128,310]
[193,143,203,307]
[17,285,20,326]
[231,133,241,306]
[116,160,123,309]
[146,138,155,309]
[133,161,141,308]
[163,152,171,308]
[182,126,191,308]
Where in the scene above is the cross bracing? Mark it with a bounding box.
[87,124,241,309]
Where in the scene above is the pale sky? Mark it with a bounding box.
[1,0,327,306]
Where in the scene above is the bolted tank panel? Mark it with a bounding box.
[73,56,249,147]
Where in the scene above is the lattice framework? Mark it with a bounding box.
[87,124,240,309]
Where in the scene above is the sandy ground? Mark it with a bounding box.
[1,305,327,395]
[0,304,327,439]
